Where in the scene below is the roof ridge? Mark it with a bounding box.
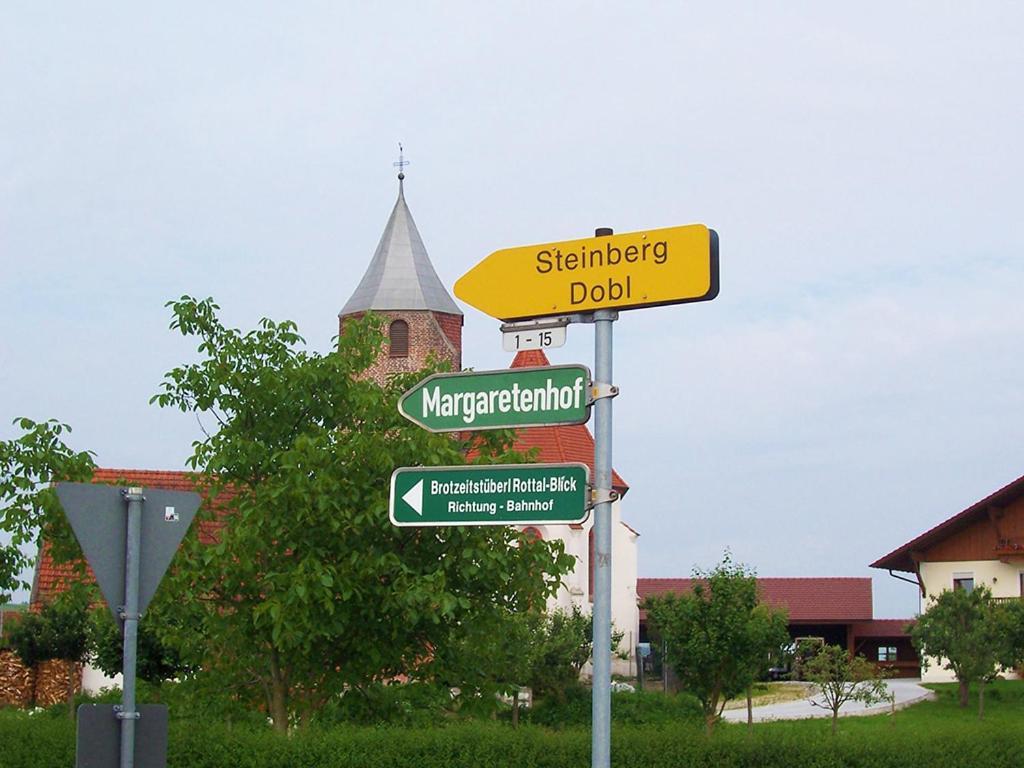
[94,467,192,475]
[871,471,1024,572]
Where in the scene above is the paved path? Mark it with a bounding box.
[720,678,934,723]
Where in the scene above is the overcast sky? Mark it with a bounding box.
[2,4,1023,617]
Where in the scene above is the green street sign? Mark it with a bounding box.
[398,365,591,433]
[389,463,591,527]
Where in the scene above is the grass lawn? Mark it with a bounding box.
[729,679,1024,736]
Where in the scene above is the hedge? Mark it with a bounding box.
[2,715,1024,768]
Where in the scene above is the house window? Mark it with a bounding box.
[877,646,898,662]
[1019,572,1024,597]
[953,575,974,593]
[389,320,409,358]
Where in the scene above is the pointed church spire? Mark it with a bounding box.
[339,169,462,317]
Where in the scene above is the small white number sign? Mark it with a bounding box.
[502,325,567,352]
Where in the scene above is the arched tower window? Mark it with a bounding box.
[389,319,409,358]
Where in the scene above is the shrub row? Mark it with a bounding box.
[2,713,1024,768]
[526,686,702,727]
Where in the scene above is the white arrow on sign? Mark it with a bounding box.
[401,479,424,515]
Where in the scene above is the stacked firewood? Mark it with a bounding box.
[0,650,35,707]
[33,659,82,707]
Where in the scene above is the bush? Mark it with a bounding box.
[526,685,702,728]
[5,685,1024,768]
[316,682,456,727]
[0,708,74,768]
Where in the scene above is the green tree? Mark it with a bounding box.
[150,297,574,732]
[0,419,95,599]
[8,585,91,717]
[429,604,536,723]
[430,601,626,725]
[999,597,1024,676]
[643,554,789,735]
[911,584,1010,716]
[739,603,790,727]
[526,605,625,703]
[87,605,190,687]
[802,642,889,734]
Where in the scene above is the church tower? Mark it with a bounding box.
[339,171,463,382]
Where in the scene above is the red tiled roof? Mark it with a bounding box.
[31,539,98,610]
[91,468,200,491]
[850,619,915,638]
[509,350,628,495]
[31,468,230,607]
[637,577,873,623]
[870,472,1024,573]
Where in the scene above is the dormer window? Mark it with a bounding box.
[389,320,409,358]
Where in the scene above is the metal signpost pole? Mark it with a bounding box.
[451,219,717,768]
[119,487,144,768]
[591,228,615,768]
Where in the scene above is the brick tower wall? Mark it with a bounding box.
[340,310,462,385]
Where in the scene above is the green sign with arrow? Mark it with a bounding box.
[389,463,591,527]
[398,364,591,433]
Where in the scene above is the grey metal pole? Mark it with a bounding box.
[120,487,144,768]
[591,227,616,768]
[637,645,645,692]
[663,640,669,693]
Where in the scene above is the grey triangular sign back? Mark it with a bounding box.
[56,483,200,624]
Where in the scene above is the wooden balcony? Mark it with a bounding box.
[994,539,1024,561]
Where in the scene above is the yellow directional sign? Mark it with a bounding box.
[454,224,719,321]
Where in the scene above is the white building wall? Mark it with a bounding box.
[531,499,640,678]
[610,502,640,677]
[918,559,1024,683]
[81,664,121,695]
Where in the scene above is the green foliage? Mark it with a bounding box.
[6,586,90,714]
[317,682,456,727]
[527,685,702,727]
[427,604,534,718]
[0,418,95,598]
[0,710,75,768]
[911,585,1014,714]
[431,603,627,719]
[642,553,790,733]
[802,642,890,734]
[154,677,272,727]
[525,605,625,702]
[6,609,46,667]
[87,606,189,684]
[9,693,1024,768]
[0,603,26,650]
[7,586,90,669]
[149,297,574,731]
[1000,597,1024,672]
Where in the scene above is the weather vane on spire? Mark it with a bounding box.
[393,142,410,180]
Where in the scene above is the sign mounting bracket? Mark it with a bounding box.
[589,487,620,509]
[590,382,619,402]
